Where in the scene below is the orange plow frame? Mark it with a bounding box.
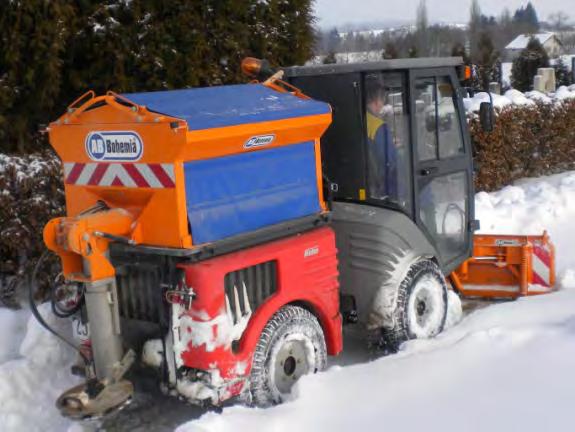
[450,232,556,299]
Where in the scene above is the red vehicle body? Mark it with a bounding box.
[170,227,342,402]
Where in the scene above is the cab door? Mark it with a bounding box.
[410,68,474,272]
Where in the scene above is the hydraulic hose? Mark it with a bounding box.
[28,250,90,365]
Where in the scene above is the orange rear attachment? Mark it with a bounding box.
[450,232,556,299]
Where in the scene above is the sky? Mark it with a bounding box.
[314,0,573,29]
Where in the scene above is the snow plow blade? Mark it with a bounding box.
[450,232,556,299]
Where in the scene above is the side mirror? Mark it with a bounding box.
[479,102,494,133]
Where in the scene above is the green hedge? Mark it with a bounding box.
[469,99,575,191]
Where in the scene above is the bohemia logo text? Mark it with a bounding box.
[86,131,143,161]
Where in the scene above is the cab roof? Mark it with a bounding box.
[283,56,464,78]
[123,83,330,131]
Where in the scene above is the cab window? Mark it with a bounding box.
[364,72,411,213]
[437,77,464,159]
[414,76,464,161]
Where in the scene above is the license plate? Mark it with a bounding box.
[72,316,90,342]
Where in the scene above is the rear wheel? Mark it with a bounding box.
[249,305,327,407]
[384,259,448,350]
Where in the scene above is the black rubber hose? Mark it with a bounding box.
[28,250,90,365]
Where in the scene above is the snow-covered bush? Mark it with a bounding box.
[469,98,575,191]
[463,86,575,111]
[0,152,64,305]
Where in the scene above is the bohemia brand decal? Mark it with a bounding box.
[86,131,143,161]
[244,134,275,149]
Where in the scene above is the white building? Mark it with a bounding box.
[505,32,564,60]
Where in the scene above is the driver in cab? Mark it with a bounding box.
[365,79,398,201]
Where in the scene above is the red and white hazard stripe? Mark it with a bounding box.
[63,162,175,188]
[532,242,552,287]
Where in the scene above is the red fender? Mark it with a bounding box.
[176,227,342,383]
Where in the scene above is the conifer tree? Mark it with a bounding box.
[63,1,135,93]
[323,52,337,64]
[511,37,550,91]
[0,0,317,153]
[326,28,341,54]
[476,32,499,89]
[513,2,540,33]
[383,43,399,60]
[451,42,471,65]
[0,1,75,153]
[491,59,502,87]
[554,58,572,87]
[265,0,316,66]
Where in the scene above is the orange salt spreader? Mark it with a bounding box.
[42,69,332,418]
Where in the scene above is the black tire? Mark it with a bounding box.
[383,259,448,350]
[249,305,327,407]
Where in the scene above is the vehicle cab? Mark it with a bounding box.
[284,58,475,273]
[285,58,476,336]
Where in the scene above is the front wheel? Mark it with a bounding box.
[248,305,327,407]
[385,259,448,349]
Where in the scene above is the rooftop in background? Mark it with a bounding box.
[505,32,561,50]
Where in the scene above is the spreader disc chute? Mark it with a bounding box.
[56,379,134,420]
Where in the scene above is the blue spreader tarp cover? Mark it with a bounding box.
[184,142,321,244]
[123,84,330,131]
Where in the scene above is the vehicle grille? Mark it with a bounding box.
[224,260,277,320]
[115,261,164,324]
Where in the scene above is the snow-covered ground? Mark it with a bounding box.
[0,305,80,431]
[2,171,575,431]
[182,290,575,432]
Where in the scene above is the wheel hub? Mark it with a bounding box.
[416,300,426,316]
[413,286,434,326]
[283,356,297,376]
[407,273,446,338]
[272,338,312,395]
